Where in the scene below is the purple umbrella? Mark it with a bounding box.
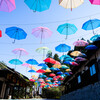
[32,27,52,43]
[0,0,16,12]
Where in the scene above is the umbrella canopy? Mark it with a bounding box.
[31,75,38,79]
[75,57,87,62]
[9,59,23,65]
[49,73,56,77]
[61,65,69,69]
[28,69,36,73]
[59,0,84,10]
[73,40,89,47]
[24,0,51,12]
[12,48,28,58]
[45,68,51,72]
[57,71,63,75]
[90,34,100,42]
[60,55,71,60]
[89,0,100,5]
[44,58,61,65]
[57,23,78,39]
[0,30,2,37]
[63,57,75,62]
[85,45,98,50]
[53,64,61,68]
[55,44,71,53]
[70,51,83,57]
[0,0,16,12]
[38,63,48,70]
[29,79,35,82]
[5,27,27,43]
[82,19,100,35]
[36,69,46,73]
[26,59,38,65]
[36,47,50,59]
[32,27,52,43]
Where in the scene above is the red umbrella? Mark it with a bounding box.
[44,58,61,65]
[29,79,35,82]
[0,30,2,37]
[49,73,56,77]
[71,62,79,66]
[36,69,46,73]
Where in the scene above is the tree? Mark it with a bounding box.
[53,54,60,62]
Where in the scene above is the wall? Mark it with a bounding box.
[60,81,100,100]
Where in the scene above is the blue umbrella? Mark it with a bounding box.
[50,67,56,71]
[39,74,47,78]
[57,23,78,39]
[28,69,36,73]
[64,72,70,76]
[24,0,51,12]
[26,59,38,65]
[9,59,23,65]
[60,55,71,61]
[55,44,71,53]
[82,19,100,35]
[57,71,63,75]
[63,57,75,62]
[38,63,48,70]
[5,27,27,43]
[64,61,72,65]
[90,34,100,42]
[85,45,98,50]
[54,68,60,71]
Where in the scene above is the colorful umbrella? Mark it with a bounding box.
[57,71,63,75]
[0,30,2,37]
[32,27,52,43]
[44,58,61,65]
[36,47,50,59]
[60,55,71,60]
[75,57,87,62]
[0,0,16,12]
[49,73,56,77]
[28,69,36,73]
[57,23,78,39]
[22,63,31,71]
[55,44,71,53]
[24,0,51,12]
[31,75,38,79]
[12,48,28,58]
[45,68,51,72]
[26,59,38,65]
[73,40,89,47]
[38,63,48,70]
[53,64,61,68]
[61,65,69,69]
[59,0,84,10]
[89,0,100,5]
[9,59,23,65]
[85,45,98,50]
[70,51,83,57]
[82,19,100,35]
[36,69,46,73]
[90,34,100,42]
[29,79,35,82]
[5,27,27,43]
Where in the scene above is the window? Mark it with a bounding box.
[78,75,81,83]
[90,64,96,76]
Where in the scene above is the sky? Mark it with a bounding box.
[0,0,100,79]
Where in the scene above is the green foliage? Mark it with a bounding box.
[53,53,60,62]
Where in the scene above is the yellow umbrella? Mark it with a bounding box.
[66,69,71,72]
[53,64,61,68]
[70,51,83,57]
[45,69,51,72]
[31,75,38,79]
[59,0,84,10]
[29,65,37,71]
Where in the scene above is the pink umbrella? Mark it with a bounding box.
[12,48,28,58]
[75,57,87,62]
[73,40,89,47]
[89,0,100,5]
[22,63,31,71]
[0,0,16,12]
[32,27,53,43]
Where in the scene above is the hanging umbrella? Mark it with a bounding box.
[36,69,46,73]
[29,79,35,82]
[9,59,23,65]
[90,34,100,42]
[26,59,38,65]
[31,75,38,79]
[0,0,16,12]
[54,68,60,71]
[32,27,52,43]
[5,27,27,43]
[57,23,78,39]
[36,47,50,59]
[44,58,61,65]
[50,67,56,71]
[53,64,61,68]
[45,68,51,72]
[75,57,87,62]
[57,71,63,75]
[24,0,51,12]
[22,63,31,71]
[63,57,75,62]
[85,45,98,50]
[60,65,69,69]
[89,0,100,5]
[0,30,2,37]
[66,69,71,72]
[55,44,71,53]
[73,40,89,47]
[70,51,83,57]
[82,19,100,35]
[59,0,84,10]
[64,72,70,76]
[12,48,28,58]
[28,69,36,73]
[49,73,56,77]
[38,63,48,67]
[60,55,71,60]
